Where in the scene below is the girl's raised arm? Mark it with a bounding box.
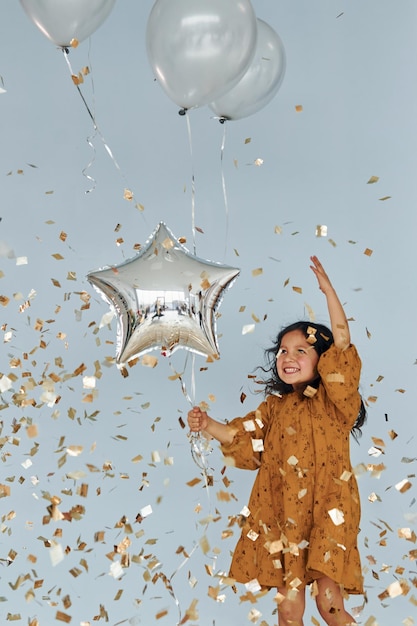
[310,255,351,350]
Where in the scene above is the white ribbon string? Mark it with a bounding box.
[61,47,149,228]
[185,112,197,255]
[220,121,230,262]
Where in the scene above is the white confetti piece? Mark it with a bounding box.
[251,439,264,452]
[151,450,161,463]
[287,455,298,466]
[247,529,259,541]
[245,578,262,593]
[386,580,404,598]
[368,446,383,457]
[315,225,328,237]
[109,560,125,578]
[83,376,96,389]
[240,505,251,517]
[140,504,153,518]
[16,256,28,266]
[328,508,345,526]
[243,419,256,432]
[49,541,65,566]
[21,459,32,469]
[99,310,115,328]
[0,375,12,392]
[242,324,255,335]
[248,608,262,623]
[40,390,59,407]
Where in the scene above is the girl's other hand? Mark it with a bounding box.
[187,406,209,432]
[310,255,334,294]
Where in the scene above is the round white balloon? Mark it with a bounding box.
[210,18,286,121]
[20,0,116,47]
[146,0,257,110]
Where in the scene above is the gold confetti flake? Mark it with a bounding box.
[123,188,133,201]
[367,175,379,184]
[292,286,302,294]
[252,267,263,277]
[141,355,158,368]
[186,477,202,487]
[303,385,317,398]
[364,248,373,256]
[70,38,79,48]
[295,104,303,112]
[52,253,64,260]
[379,195,391,201]
[156,610,169,620]
[326,372,345,383]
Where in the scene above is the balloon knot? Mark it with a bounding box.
[219,117,227,124]
[178,108,187,116]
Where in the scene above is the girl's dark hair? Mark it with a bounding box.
[260,320,366,440]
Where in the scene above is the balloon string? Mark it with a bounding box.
[220,122,230,262]
[62,47,148,226]
[185,112,197,255]
[166,352,213,626]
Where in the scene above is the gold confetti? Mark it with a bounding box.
[186,477,202,487]
[379,195,391,201]
[141,355,158,368]
[70,38,79,48]
[55,610,72,623]
[123,188,133,201]
[367,175,379,184]
[292,286,302,294]
[295,104,303,112]
[364,248,373,256]
[252,267,263,277]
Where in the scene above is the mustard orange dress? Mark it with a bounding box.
[220,343,364,594]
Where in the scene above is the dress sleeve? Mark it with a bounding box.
[317,343,362,428]
[219,398,274,470]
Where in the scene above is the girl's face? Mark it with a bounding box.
[276,329,320,390]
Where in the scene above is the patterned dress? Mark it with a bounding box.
[220,343,364,594]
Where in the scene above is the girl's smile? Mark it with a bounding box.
[276,329,319,390]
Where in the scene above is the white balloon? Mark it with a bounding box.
[20,0,116,47]
[210,19,286,121]
[146,0,257,110]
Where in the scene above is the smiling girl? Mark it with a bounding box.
[188,256,366,626]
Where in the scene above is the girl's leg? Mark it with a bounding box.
[276,586,306,626]
[315,576,357,626]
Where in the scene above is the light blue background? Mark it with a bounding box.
[1,1,416,624]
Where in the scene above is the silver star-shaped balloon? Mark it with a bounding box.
[87,222,240,365]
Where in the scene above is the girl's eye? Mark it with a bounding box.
[277,348,286,356]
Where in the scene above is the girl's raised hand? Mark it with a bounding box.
[310,255,334,294]
[187,406,209,432]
